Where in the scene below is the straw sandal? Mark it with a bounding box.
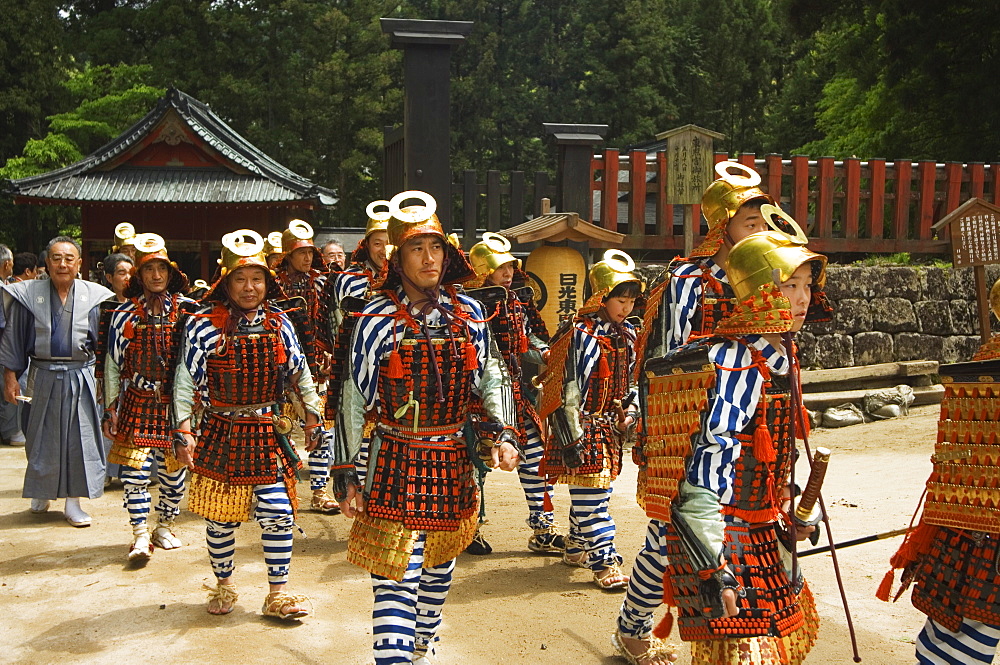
[528,525,566,554]
[594,564,629,591]
[152,523,183,549]
[611,629,679,664]
[262,591,311,620]
[205,582,239,615]
[311,489,341,514]
[562,550,588,568]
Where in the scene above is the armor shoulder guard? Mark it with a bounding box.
[639,337,721,522]
[95,299,122,379]
[534,318,576,419]
[464,285,508,311]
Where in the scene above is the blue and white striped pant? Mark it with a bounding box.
[566,484,622,570]
[120,448,187,526]
[371,534,455,665]
[308,443,332,491]
[205,481,295,585]
[518,418,557,529]
[618,519,670,638]
[916,617,1000,664]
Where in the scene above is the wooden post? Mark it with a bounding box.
[974,265,991,344]
[543,123,608,220]
[381,19,474,232]
[683,206,694,257]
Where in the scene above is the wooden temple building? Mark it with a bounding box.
[5,88,336,281]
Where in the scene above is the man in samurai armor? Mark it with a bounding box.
[172,229,323,620]
[663,162,775,352]
[539,249,643,591]
[614,212,825,665]
[274,219,337,514]
[100,233,196,563]
[875,279,1000,664]
[335,191,520,665]
[466,232,562,554]
[1,236,113,526]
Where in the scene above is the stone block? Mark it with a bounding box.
[813,333,853,369]
[920,267,947,299]
[853,331,894,366]
[950,300,972,335]
[796,331,818,369]
[879,267,921,300]
[835,299,871,335]
[941,336,983,364]
[872,298,917,333]
[945,268,974,297]
[824,266,876,300]
[894,332,944,362]
[914,301,954,335]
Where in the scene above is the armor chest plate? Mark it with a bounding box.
[690,277,736,340]
[583,332,631,414]
[378,326,471,433]
[492,297,528,378]
[206,329,283,407]
[124,315,179,384]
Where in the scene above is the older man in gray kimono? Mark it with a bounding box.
[0,236,113,526]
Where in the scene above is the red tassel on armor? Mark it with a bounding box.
[597,354,612,379]
[276,342,287,365]
[798,405,811,439]
[464,342,479,371]
[875,569,894,602]
[652,611,674,639]
[387,349,404,379]
[519,333,528,355]
[123,320,134,340]
[542,492,553,513]
[753,423,776,462]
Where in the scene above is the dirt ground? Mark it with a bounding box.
[1,404,995,665]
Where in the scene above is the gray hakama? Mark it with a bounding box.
[0,279,113,499]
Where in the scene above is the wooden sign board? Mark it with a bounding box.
[656,124,724,206]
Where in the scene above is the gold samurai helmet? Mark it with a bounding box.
[385,190,447,249]
[469,232,520,282]
[281,219,317,254]
[124,233,189,297]
[580,249,644,313]
[265,231,283,257]
[218,229,270,278]
[365,199,392,237]
[113,222,137,253]
[691,161,775,258]
[715,205,826,336]
[991,278,1000,320]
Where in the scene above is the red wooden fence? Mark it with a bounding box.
[590,151,1000,255]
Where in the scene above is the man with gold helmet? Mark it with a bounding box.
[265,231,284,270]
[466,232,562,554]
[615,208,825,665]
[112,222,139,262]
[539,249,643,591]
[664,162,774,351]
[274,219,337,514]
[172,230,323,620]
[874,279,1000,665]
[335,191,519,665]
[100,233,196,563]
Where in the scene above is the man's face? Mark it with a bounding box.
[398,235,445,291]
[288,247,313,274]
[780,263,814,333]
[323,243,346,268]
[139,260,170,295]
[726,205,766,246]
[47,242,82,286]
[21,267,37,280]
[368,231,389,269]
[107,261,133,295]
[486,261,516,288]
[602,295,636,324]
[0,259,12,280]
[228,266,268,310]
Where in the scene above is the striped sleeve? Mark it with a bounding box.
[349,295,396,409]
[274,306,307,375]
[574,321,602,400]
[666,261,704,350]
[106,301,138,372]
[458,294,489,390]
[686,339,764,503]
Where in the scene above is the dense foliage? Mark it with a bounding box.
[1,0,996,250]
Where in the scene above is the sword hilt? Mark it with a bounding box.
[794,446,830,526]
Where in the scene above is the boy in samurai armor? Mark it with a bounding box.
[101,233,195,562]
[467,232,562,554]
[539,249,643,591]
[274,219,337,514]
[173,230,323,620]
[335,191,520,665]
[664,162,774,351]
[875,279,1000,664]
[614,212,825,665]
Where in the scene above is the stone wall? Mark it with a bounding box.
[797,265,1000,369]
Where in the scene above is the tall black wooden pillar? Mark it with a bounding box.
[543,123,608,221]
[381,18,473,231]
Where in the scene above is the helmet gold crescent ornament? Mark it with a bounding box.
[715,210,827,336]
[218,229,269,278]
[469,232,520,283]
[691,160,775,258]
[386,190,442,248]
[265,231,283,257]
[579,249,644,314]
[365,200,393,236]
[113,222,137,252]
[123,233,189,297]
[280,219,316,254]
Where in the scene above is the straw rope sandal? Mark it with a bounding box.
[262,591,311,620]
[611,629,679,664]
[205,582,239,615]
[311,489,341,514]
[594,564,630,591]
[562,550,588,568]
[152,523,183,549]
